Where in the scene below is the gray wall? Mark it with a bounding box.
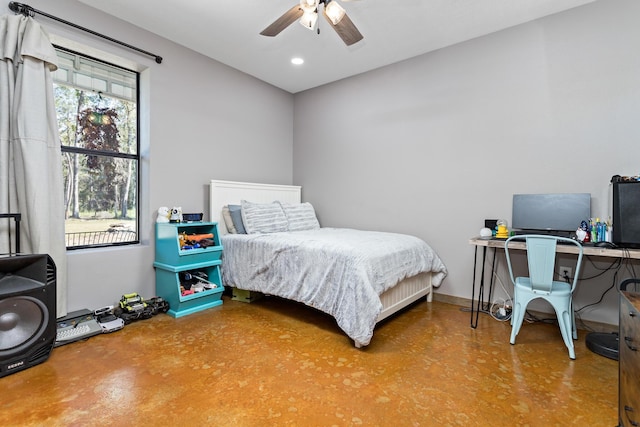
[3,0,294,311]
[293,0,640,326]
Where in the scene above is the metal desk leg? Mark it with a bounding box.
[471,246,486,328]
[471,245,497,328]
[485,248,497,312]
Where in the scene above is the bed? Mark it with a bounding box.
[209,179,447,347]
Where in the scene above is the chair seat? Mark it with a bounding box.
[514,277,572,296]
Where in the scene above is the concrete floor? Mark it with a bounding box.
[0,297,619,426]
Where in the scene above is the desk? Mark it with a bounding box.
[468,237,640,328]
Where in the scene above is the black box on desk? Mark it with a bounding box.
[613,180,640,249]
[485,219,498,230]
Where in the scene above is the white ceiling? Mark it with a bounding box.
[78,0,594,94]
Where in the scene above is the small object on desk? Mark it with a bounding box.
[484,219,498,231]
[479,227,492,239]
[495,219,509,239]
[594,241,617,249]
[577,220,590,243]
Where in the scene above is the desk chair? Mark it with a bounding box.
[504,235,584,359]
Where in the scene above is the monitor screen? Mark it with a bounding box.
[512,193,591,232]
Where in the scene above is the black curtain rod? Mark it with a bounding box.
[8,1,163,64]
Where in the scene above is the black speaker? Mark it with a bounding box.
[612,181,640,249]
[0,254,56,378]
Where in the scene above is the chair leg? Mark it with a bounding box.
[571,301,577,340]
[554,303,576,360]
[510,294,517,326]
[510,294,530,345]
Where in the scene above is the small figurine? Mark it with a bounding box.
[156,207,170,223]
[170,207,183,223]
[576,220,590,243]
[495,219,509,239]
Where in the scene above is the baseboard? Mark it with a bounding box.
[431,292,617,333]
[432,293,469,307]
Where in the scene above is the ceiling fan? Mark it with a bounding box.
[260,0,363,46]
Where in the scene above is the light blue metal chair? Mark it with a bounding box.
[504,234,584,359]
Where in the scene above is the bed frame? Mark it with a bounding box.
[209,179,433,325]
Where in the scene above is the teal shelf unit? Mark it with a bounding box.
[155,221,223,266]
[154,260,224,318]
[154,222,224,318]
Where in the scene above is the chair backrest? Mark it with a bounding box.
[525,236,559,293]
[504,234,584,293]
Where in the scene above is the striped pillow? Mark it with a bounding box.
[279,202,320,231]
[240,200,288,234]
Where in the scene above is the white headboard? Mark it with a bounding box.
[210,180,302,235]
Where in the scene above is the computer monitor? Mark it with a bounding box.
[512,193,591,236]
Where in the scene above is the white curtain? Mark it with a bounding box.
[0,14,67,317]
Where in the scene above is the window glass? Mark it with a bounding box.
[53,48,139,249]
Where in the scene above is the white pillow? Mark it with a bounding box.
[240,200,288,234]
[222,206,237,234]
[279,202,320,231]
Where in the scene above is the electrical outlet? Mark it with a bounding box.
[559,265,572,280]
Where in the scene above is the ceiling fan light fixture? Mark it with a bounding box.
[299,11,318,30]
[299,0,319,13]
[260,0,363,46]
[324,0,346,25]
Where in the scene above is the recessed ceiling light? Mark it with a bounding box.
[291,57,304,65]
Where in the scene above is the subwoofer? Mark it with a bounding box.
[0,254,56,377]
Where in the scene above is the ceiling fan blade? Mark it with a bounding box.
[322,10,363,46]
[260,5,304,37]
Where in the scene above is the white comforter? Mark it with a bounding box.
[221,228,447,347]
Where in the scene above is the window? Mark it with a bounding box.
[53,48,139,249]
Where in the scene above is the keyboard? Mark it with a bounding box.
[57,323,91,340]
[55,315,103,347]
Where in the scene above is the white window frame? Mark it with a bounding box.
[53,46,141,250]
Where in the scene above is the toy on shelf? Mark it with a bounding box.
[179,232,215,250]
[181,213,203,222]
[156,207,170,223]
[179,270,218,295]
[169,207,183,223]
